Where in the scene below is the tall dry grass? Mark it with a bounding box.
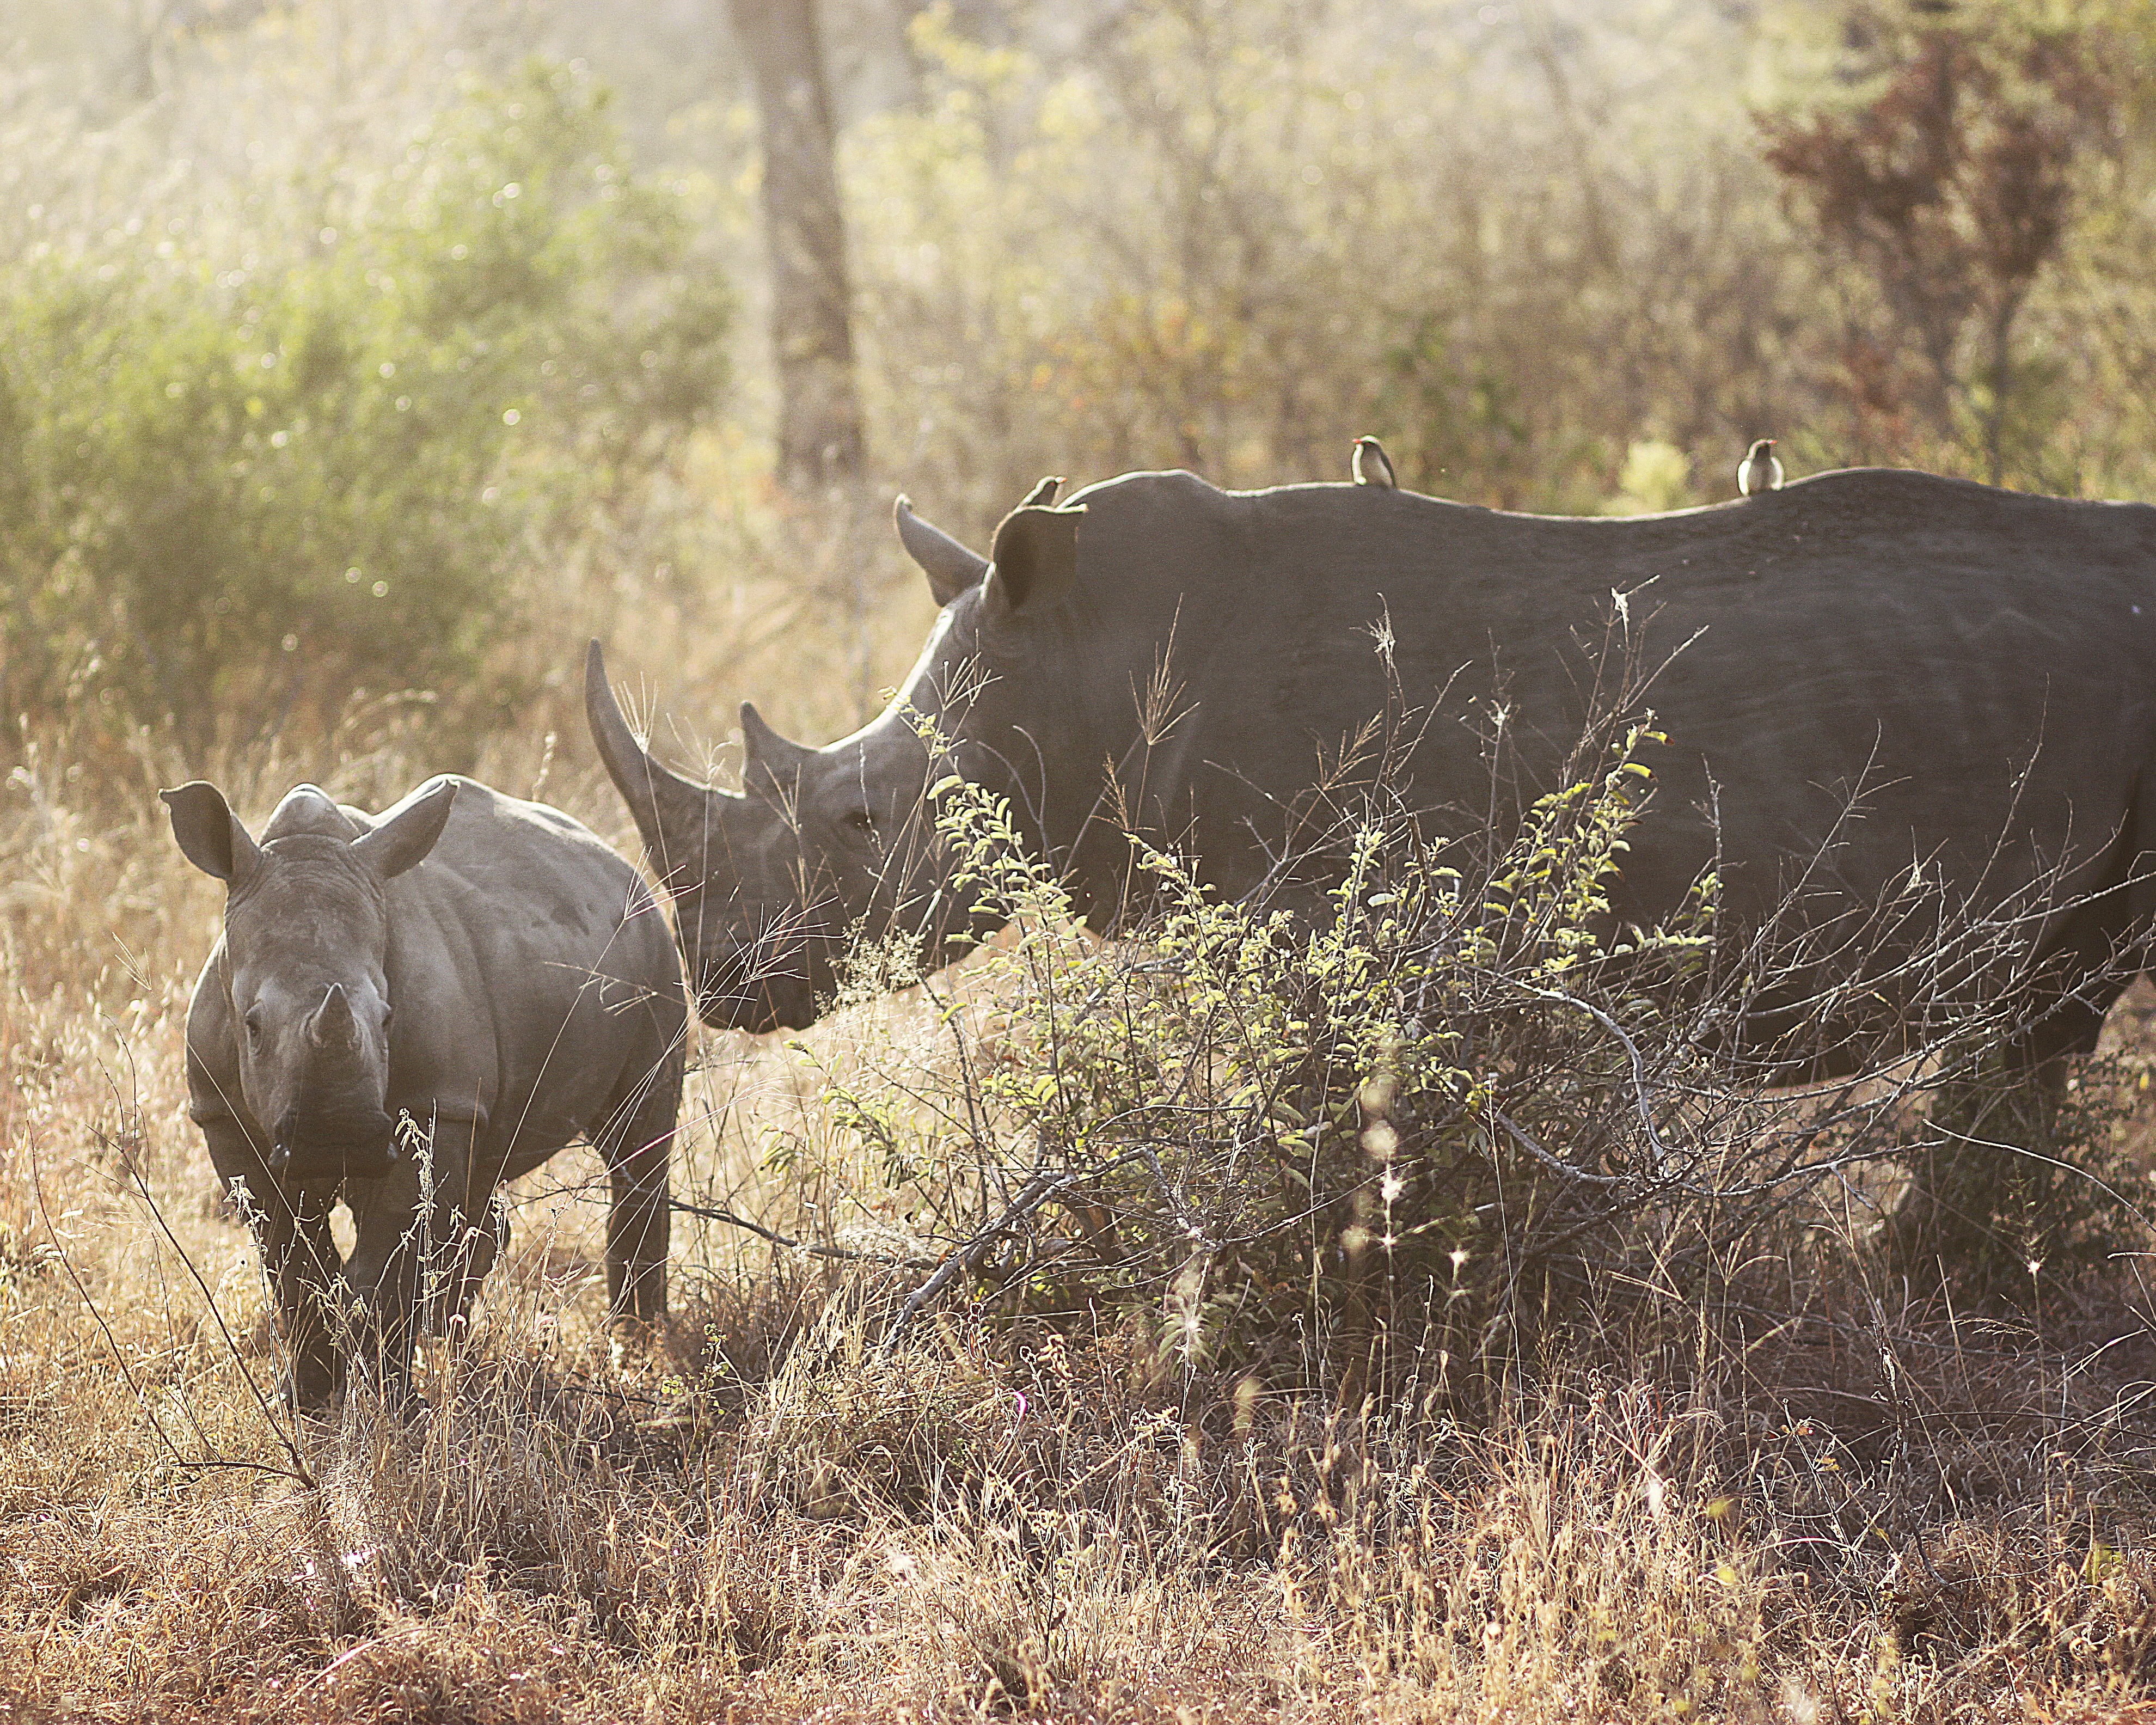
[10,548,2156,1719]
[11,2,2156,1712]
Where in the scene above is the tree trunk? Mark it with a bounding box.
[1983,292,2021,489]
[726,0,866,491]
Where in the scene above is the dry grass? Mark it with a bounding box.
[11,582,2156,1722]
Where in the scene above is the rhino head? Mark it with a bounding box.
[587,484,1086,1031]
[163,776,457,1183]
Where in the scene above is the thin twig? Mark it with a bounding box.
[669,1197,941,1269]
[1522,981,1678,1175]
[882,1148,1149,1357]
[121,1157,316,1487]
[1489,1108,1626,1186]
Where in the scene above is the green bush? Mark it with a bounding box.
[0,60,729,755]
[836,705,2147,1391]
[906,724,1711,1375]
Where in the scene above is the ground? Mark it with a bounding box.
[8,789,2156,1723]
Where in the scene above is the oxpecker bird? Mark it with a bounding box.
[1352,436,1396,490]
[1737,438,1784,497]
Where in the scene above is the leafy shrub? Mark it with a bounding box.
[884,720,1723,1379]
[0,60,730,756]
[835,704,2148,1390]
[842,0,1829,522]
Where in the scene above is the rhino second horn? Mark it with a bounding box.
[895,495,989,605]
[740,702,811,784]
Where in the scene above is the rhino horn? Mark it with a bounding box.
[739,701,811,794]
[895,494,989,605]
[585,640,738,874]
[308,982,360,1052]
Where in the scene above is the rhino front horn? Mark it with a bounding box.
[308,982,360,1051]
[584,639,740,870]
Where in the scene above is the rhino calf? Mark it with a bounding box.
[164,773,685,1409]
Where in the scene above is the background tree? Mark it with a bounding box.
[0,59,731,757]
[1762,3,2116,484]
[727,0,867,492]
[11,0,2156,763]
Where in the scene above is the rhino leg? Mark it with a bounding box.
[203,1116,344,1409]
[265,1200,346,1410]
[595,1049,678,1326]
[1878,1050,2073,1287]
[340,1115,485,1399]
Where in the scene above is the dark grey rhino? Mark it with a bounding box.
[165,773,684,1408]
[587,465,2156,1082]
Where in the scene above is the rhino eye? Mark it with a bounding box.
[242,1007,265,1052]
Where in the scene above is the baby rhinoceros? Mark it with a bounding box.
[163,774,685,1410]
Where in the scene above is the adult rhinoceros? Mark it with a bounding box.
[166,774,684,1408]
[586,467,2156,1076]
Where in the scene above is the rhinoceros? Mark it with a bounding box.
[164,773,685,1408]
[585,466,2156,1080]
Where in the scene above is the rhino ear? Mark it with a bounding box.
[352,775,458,879]
[984,502,1086,617]
[162,782,264,885]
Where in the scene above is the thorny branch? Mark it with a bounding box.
[669,1197,941,1270]
[881,1147,1151,1357]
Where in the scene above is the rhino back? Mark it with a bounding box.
[370,779,683,1154]
[1046,468,2156,919]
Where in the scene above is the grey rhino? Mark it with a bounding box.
[586,466,2156,1080]
[165,773,684,1408]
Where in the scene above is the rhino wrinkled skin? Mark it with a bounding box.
[589,465,2156,1076]
[166,774,685,1409]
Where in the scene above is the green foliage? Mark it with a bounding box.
[848,0,1792,517]
[1603,441,1699,516]
[843,0,2156,518]
[825,698,2148,1384]
[852,722,1731,1383]
[0,60,729,754]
